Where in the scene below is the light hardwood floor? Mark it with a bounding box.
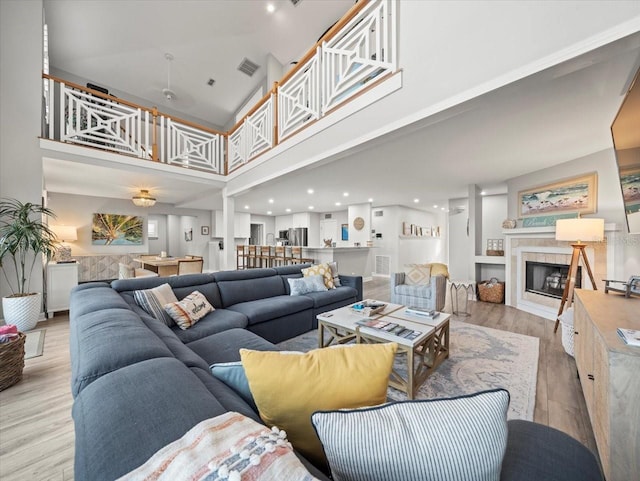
[0,277,596,480]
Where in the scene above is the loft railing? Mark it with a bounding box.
[41,0,397,176]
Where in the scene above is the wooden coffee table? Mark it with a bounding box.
[317,301,450,399]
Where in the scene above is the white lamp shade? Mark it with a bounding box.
[51,225,78,242]
[555,218,604,242]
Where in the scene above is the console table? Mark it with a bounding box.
[46,262,78,317]
[573,290,640,481]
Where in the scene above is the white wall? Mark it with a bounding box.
[319,210,349,246]
[507,148,638,278]
[148,214,167,254]
[481,194,508,253]
[0,0,44,316]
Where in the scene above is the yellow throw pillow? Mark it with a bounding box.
[427,262,450,279]
[404,264,432,285]
[302,263,335,289]
[240,343,398,467]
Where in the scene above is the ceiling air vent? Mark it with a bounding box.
[290,0,303,6]
[324,213,332,219]
[374,210,384,217]
[238,58,260,77]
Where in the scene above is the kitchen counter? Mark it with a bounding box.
[301,246,372,277]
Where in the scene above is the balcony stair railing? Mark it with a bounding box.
[41,0,397,177]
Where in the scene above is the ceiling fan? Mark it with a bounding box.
[162,53,176,101]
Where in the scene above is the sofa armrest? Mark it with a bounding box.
[501,420,603,481]
[339,275,363,301]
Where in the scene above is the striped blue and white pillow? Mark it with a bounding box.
[134,283,178,327]
[311,389,509,481]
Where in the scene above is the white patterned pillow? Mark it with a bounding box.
[288,275,328,296]
[134,283,178,327]
[164,290,213,330]
[117,412,320,481]
[328,261,341,287]
[311,389,510,481]
[404,264,431,285]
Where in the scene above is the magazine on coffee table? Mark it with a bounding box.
[617,328,640,347]
[405,306,439,318]
[356,319,421,340]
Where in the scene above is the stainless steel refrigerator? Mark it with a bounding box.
[288,227,308,246]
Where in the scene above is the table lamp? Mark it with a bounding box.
[554,218,604,333]
[51,225,77,262]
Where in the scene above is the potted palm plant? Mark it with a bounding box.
[0,199,58,331]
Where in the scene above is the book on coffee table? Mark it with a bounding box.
[356,319,421,340]
[405,306,439,318]
[617,328,640,347]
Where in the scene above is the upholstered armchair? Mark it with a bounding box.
[390,264,448,311]
[118,263,158,280]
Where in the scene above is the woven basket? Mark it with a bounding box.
[0,332,26,392]
[477,278,505,304]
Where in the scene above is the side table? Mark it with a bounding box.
[450,280,476,316]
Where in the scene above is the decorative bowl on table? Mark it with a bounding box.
[350,300,386,317]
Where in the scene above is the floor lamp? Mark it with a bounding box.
[554,218,604,333]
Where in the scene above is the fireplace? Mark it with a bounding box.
[525,261,582,299]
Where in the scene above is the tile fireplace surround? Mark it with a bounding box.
[503,225,616,320]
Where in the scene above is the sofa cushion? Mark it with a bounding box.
[311,389,510,481]
[118,411,321,481]
[228,295,314,326]
[304,286,358,309]
[273,263,312,275]
[72,358,228,481]
[217,273,286,307]
[288,275,328,296]
[210,361,258,411]
[169,309,248,344]
[240,343,398,468]
[70,307,173,397]
[134,283,178,327]
[394,283,432,299]
[164,291,214,329]
[186,328,279,365]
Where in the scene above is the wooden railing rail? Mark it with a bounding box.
[42,0,396,178]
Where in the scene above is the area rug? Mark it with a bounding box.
[277,320,539,420]
[24,329,46,359]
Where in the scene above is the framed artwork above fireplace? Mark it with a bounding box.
[518,173,597,218]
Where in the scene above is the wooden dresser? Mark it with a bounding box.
[573,290,640,481]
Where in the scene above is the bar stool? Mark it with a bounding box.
[246,245,258,268]
[289,246,314,265]
[256,245,273,268]
[272,245,287,267]
[236,245,247,270]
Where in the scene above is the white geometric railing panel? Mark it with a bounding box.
[278,50,321,141]
[61,86,149,157]
[228,125,246,172]
[163,118,224,174]
[245,95,274,160]
[322,0,396,113]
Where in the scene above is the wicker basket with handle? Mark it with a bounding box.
[477,278,505,304]
[0,332,26,391]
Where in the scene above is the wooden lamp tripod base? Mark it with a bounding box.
[554,243,597,333]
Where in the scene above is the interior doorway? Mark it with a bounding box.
[250,223,264,245]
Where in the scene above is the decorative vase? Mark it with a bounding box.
[2,293,41,331]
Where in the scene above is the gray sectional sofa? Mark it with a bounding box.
[69,264,603,481]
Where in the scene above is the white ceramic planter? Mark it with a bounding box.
[2,293,41,331]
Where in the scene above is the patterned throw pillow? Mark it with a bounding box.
[302,263,335,289]
[117,412,320,481]
[404,264,432,285]
[288,275,328,296]
[240,343,398,467]
[164,290,214,330]
[134,283,178,327]
[311,389,510,481]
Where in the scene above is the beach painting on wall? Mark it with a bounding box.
[518,173,597,218]
[92,213,143,245]
[620,166,640,214]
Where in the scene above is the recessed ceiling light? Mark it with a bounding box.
[480,191,487,196]
[335,202,341,206]
[268,198,274,204]
[433,204,438,209]
[267,211,272,215]
[368,198,373,202]
[307,188,314,194]
[286,208,291,213]
[441,207,446,211]
[414,198,420,203]
[266,3,275,13]
[308,206,314,210]
[244,205,249,209]
[343,192,349,197]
